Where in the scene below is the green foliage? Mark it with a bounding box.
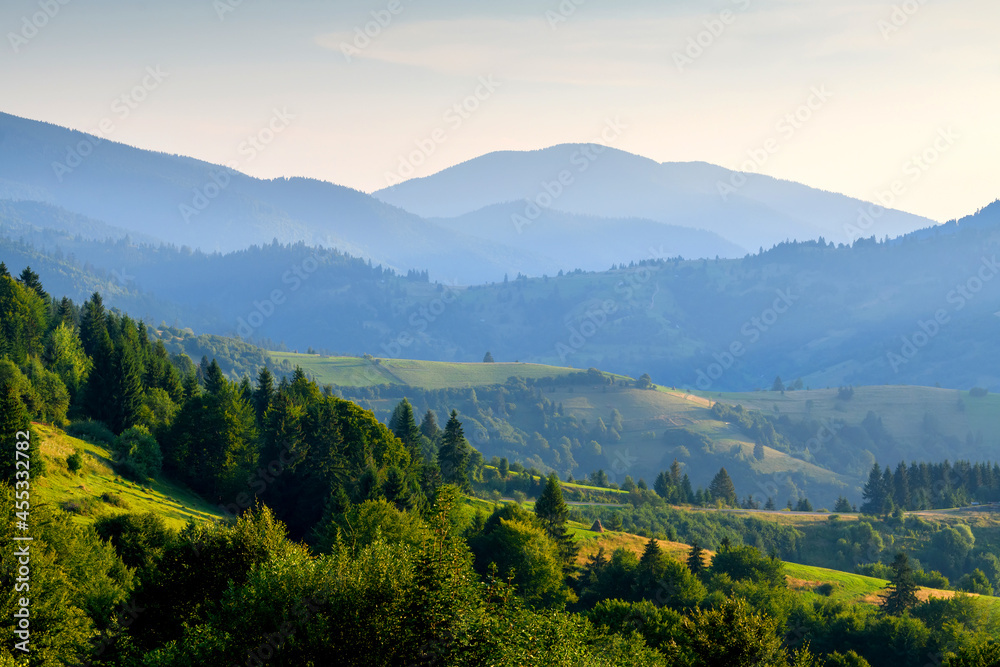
[535,472,579,570]
[709,543,787,588]
[881,552,920,616]
[471,508,570,609]
[438,410,472,490]
[311,498,429,555]
[113,425,164,481]
[709,467,738,507]
[67,448,84,473]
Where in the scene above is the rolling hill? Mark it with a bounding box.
[269,352,1000,509]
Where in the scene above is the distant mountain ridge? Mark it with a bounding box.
[0,112,937,284]
[373,144,938,252]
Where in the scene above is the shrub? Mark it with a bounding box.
[100,492,128,508]
[816,582,836,596]
[112,425,163,481]
[66,449,84,473]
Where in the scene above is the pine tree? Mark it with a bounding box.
[834,496,853,513]
[654,470,672,499]
[483,351,494,363]
[680,474,694,504]
[893,461,911,510]
[17,266,48,301]
[535,472,579,569]
[420,409,440,440]
[687,541,706,576]
[669,458,682,486]
[753,440,765,460]
[640,537,662,569]
[389,398,422,461]
[709,467,738,506]
[109,342,144,434]
[0,384,43,484]
[881,552,920,615]
[79,293,110,359]
[254,366,275,424]
[765,497,776,511]
[437,411,471,490]
[861,463,887,515]
[203,359,226,395]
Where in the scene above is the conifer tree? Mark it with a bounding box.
[437,410,471,490]
[203,359,226,396]
[861,463,888,515]
[0,383,43,483]
[18,266,48,301]
[254,366,275,424]
[881,552,920,615]
[709,468,738,506]
[535,472,579,569]
[420,409,440,440]
[108,342,144,434]
[687,541,706,576]
[389,398,422,461]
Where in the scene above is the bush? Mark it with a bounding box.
[969,387,989,397]
[60,497,101,515]
[816,582,836,596]
[66,449,84,473]
[100,492,128,508]
[112,425,163,481]
[67,419,115,446]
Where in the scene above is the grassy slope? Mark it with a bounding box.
[269,352,615,389]
[33,423,223,530]
[692,385,1000,458]
[284,353,854,499]
[569,519,999,608]
[273,353,998,466]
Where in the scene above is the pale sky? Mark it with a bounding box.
[2,0,997,222]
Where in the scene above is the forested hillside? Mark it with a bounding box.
[2,198,998,392]
[4,266,1000,665]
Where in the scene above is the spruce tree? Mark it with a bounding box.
[203,359,226,395]
[669,458,682,486]
[535,472,578,569]
[389,398,422,461]
[640,536,662,568]
[254,366,275,424]
[17,266,48,301]
[680,474,694,504]
[654,470,671,499]
[437,410,471,490]
[861,463,887,515]
[109,342,144,434]
[420,409,440,440]
[687,541,706,577]
[881,552,920,615]
[709,468,738,506]
[79,293,110,359]
[0,384,43,483]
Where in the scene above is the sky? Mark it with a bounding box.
[1,0,997,222]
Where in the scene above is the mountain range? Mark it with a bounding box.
[0,112,935,283]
